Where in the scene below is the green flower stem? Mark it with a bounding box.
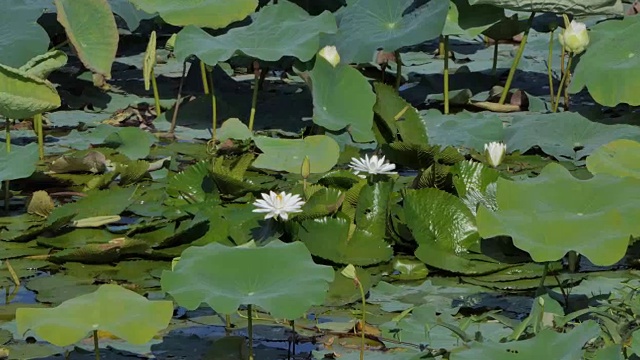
[93,330,100,360]
[4,119,10,212]
[34,113,44,160]
[394,50,402,91]
[248,70,260,132]
[547,30,555,105]
[568,251,579,273]
[248,304,254,360]
[443,35,450,114]
[207,67,218,141]
[536,262,549,297]
[357,278,366,360]
[151,68,162,117]
[438,35,445,57]
[553,54,573,112]
[199,61,210,95]
[225,314,232,334]
[499,12,536,105]
[168,61,187,134]
[491,41,498,75]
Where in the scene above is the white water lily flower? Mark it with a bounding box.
[318,45,340,67]
[349,154,397,178]
[484,142,506,168]
[252,191,305,221]
[559,20,589,55]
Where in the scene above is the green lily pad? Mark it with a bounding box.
[47,186,137,225]
[309,58,376,142]
[174,2,336,64]
[586,139,640,179]
[325,266,373,306]
[404,188,479,253]
[299,182,394,266]
[252,135,340,174]
[16,284,173,346]
[0,64,61,119]
[216,118,253,142]
[330,0,449,63]
[468,0,623,15]
[108,0,156,31]
[451,160,500,215]
[0,1,50,68]
[129,0,257,29]
[477,163,640,266]
[19,50,68,79]
[569,16,640,107]
[450,320,600,359]
[0,143,39,182]
[102,127,157,160]
[161,240,335,319]
[505,112,640,162]
[373,83,428,145]
[443,0,504,38]
[421,109,504,151]
[54,0,119,79]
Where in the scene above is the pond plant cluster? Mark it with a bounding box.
[2,0,640,359]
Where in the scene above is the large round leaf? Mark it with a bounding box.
[505,112,640,163]
[174,2,337,64]
[0,143,39,182]
[299,182,394,266]
[0,63,60,119]
[252,135,340,174]
[161,240,335,319]
[330,0,449,64]
[0,0,50,67]
[310,58,376,142]
[468,0,623,15]
[443,0,503,38]
[54,0,119,79]
[569,16,640,106]
[129,0,257,29]
[477,163,640,266]
[451,321,600,359]
[403,188,479,253]
[16,284,173,346]
[586,139,640,179]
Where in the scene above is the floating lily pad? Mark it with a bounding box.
[16,284,173,346]
[569,16,640,107]
[129,0,257,29]
[505,112,640,162]
[252,135,340,174]
[309,58,376,142]
[0,0,50,68]
[421,109,504,151]
[373,83,428,145]
[477,163,640,266]
[586,139,640,179]
[468,0,623,15]
[161,240,335,319]
[102,127,157,160]
[450,320,600,359]
[0,143,39,182]
[330,0,449,63]
[174,2,337,64]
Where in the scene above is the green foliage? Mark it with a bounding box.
[16,284,173,346]
[587,139,640,179]
[0,143,39,182]
[0,63,61,119]
[253,135,340,174]
[468,0,623,15]
[129,0,258,29]
[161,240,335,319]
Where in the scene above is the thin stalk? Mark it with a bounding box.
[438,35,445,57]
[93,330,100,360]
[568,251,579,273]
[168,61,187,134]
[199,61,210,95]
[290,320,296,357]
[491,42,499,75]
[443,35,450,115]
[207,67,218,141]
[247,304,254,360]
[357,280,366,360]
[394,50,402,91]
[563,66,571,110]
[151,68,162,117]
[248,70,260,132]
[547,30,555,104]
[34,113,44,160]
[4,120,10,212]
[536,262,549,297]
[499,12,536,105]
[553,54,573,112]
[225,314,232,334]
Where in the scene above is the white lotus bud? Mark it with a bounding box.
[484,142,507,168]
[318,45,341,67]
[558,20,589,55]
